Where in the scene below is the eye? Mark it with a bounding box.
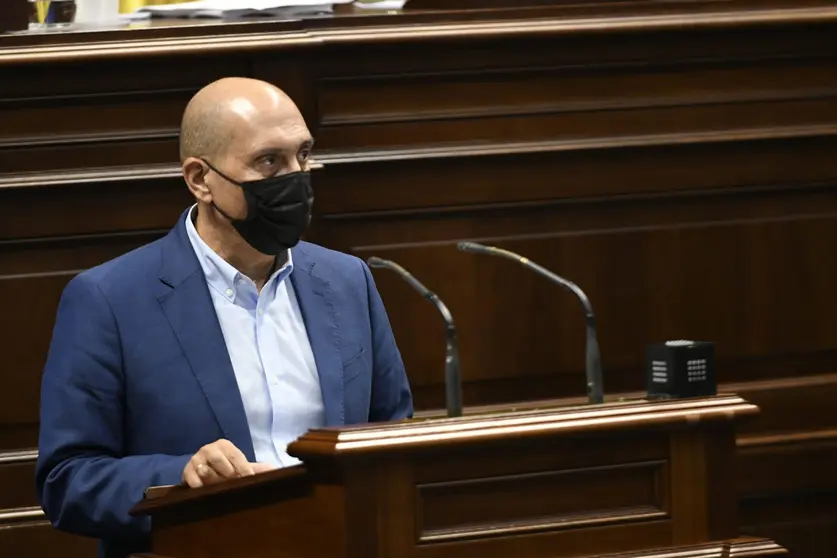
[259,154,278,167]
[298,148,311,162]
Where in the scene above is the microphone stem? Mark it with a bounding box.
[367,257,465,417]
[525,259,602,404]
[585,314,604,404]
[444,324,463,417]
[427,293,463,417]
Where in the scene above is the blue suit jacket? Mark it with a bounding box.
[35,211,413,558]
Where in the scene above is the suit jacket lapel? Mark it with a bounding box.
[290,245,345,426]
[156,214,256,461]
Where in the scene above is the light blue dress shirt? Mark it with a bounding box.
[184,206,324,467]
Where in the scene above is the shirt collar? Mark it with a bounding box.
[184,205,293,301]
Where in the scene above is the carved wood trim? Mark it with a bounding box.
[0,161,323,189]
[0,32,318,65]
[0,506,45,524]
[421,507,668,543]
[1,6,836,64]
[290,395,757,459]
[0,449,37,464]
[314,6,837,45]
[590,537,788,557]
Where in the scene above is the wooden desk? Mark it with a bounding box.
[2,2,837,557]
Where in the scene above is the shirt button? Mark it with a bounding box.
[225,288,233,297]
[257,308,263,316]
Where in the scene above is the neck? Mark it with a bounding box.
[194,204,279,287]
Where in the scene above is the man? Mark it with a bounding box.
[35,77,413,558]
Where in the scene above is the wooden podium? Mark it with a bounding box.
[131,395,788,558]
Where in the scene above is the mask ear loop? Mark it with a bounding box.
[200,159,257,223]
[200,158,243,186]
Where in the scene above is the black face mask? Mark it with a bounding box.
[202,159,313,256]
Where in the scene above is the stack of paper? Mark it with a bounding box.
[136,0,354,19]
[354,0,407,9]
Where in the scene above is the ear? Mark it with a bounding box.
[182,158,213,204]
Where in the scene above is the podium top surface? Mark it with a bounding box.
[289,393,757,460]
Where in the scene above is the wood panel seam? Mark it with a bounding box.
[315,123,837,164]
[320,88,837,127]
[323,181,837,222]
[315,55,837,84]
[0,128,179,150]
[348,210,837,252]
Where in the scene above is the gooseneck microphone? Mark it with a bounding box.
[366,257,464,418]
[456,242,604,405]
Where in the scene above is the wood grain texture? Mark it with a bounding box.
[1,1,835,556]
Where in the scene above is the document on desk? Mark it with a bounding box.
[354,0,407,9]
[135,0,354,19]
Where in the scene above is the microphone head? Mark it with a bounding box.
[457,241,488,254]
[366,256,388,268]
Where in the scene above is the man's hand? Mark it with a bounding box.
[182,439,274,488]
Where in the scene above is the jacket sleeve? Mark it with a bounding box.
[359,260,414,422]
[35,273,192,541]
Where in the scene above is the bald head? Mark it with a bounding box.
[179,77,302,164]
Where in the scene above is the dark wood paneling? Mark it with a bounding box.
[0,518,97,558]
[317,60,837,124]
[0,0,27,33]
[0,173,189,239]
[0,57,247,98]
[2,2,837,557]
[313,135,837,214]
[741,492,837,558]
[0,58,250,175]
[0,231,169,449]
[0,452,38,509]
[348,205,837,403]
[0,91,185,139]
[418,461,668,540]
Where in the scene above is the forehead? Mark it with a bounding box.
[228,98,312,155]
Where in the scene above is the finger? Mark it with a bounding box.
[197,462,224,485]
[203,448,237,478]
[215,438,236,451]
[224,446,255,477]
[251,462,276,474]
[183,466,204,489]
